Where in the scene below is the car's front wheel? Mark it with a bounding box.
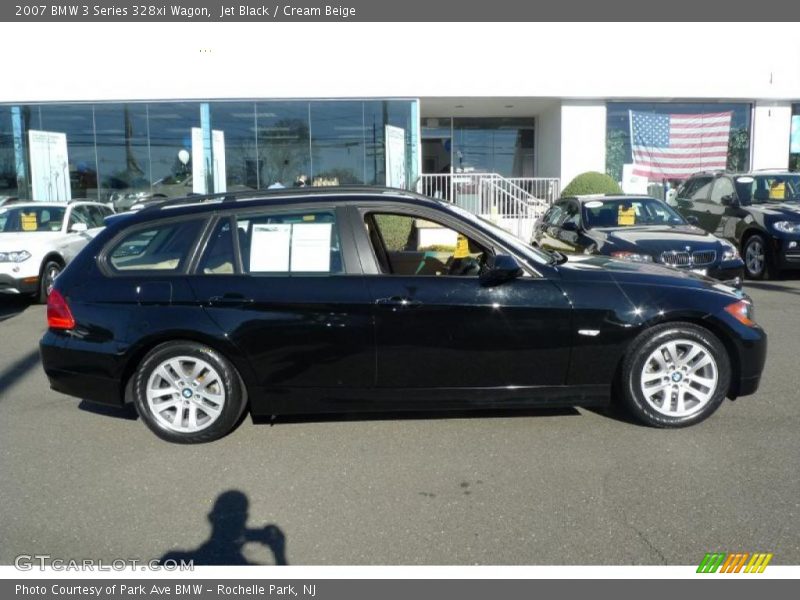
[133,341,247,443]
[621,323,731,428]
[743,234,770,279]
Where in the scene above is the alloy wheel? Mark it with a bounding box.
[745,238,765,276]
[639,339,718,418]
[145,356,226,433]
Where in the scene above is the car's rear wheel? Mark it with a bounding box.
[743,234,770,279]
[133,341,246,443]
[621,323,731,428]
[37,260,62,304]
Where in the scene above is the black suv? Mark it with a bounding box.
[39,187,766,443]
[673,171,800,279]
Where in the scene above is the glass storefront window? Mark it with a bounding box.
[790,103,800,172]
[0,98,418,204]
[452,118,535,177]
[606,102,752,185]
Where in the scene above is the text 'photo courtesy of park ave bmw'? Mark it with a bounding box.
[36,187,767,443]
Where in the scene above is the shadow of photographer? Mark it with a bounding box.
[160,490,287,565]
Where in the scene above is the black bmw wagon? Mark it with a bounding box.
[40,188,767,443]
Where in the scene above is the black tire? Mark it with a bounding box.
[133,341,246,443]
[743,233,771,280]
[37,260,62,304]
[620,322,731,428]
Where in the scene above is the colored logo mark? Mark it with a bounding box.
[697,552,773,573]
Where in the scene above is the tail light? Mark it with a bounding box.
[47,289,75,330]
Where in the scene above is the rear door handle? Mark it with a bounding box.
[375,296,422,307]
[208,294,254,307]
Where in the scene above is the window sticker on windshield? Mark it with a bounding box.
[302,214,316,222]
[585,201,604,208]
[617,206,636,226]
[769,182,785,200]
[21,212,37,231]
[453,234,470,258]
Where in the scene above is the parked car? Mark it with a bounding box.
[40,188,766,443]
[0,201,114,302]
[672,170,800,279]
[532,195,744,286]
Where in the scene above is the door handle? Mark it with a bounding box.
[208,294,254,307]
[375,296,422,307]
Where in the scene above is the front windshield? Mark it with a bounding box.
[735,174,800,204]
[0,206,66,233]
[439,201,551,265]
[582,198,685,229]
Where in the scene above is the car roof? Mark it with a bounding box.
[0,200,108,209]
[122,186,441,224]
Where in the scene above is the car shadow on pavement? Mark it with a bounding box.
[258,406,580,426]
[158,490,288,565]
[78,400,139,420]
[0,296,32,322]
[0,348,40,395]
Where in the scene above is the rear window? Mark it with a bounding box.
[108,219,203,272]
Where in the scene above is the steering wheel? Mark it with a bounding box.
[447,256,482,276]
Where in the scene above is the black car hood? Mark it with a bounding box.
[591,225,721,254]
[745,202,800,219]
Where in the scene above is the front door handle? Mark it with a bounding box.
[375,296,422,308]
[208,293,254,307]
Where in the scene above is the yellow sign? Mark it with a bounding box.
[21,212,37,231]
[618,206,636,226]
[453,234,470,258]
[769,182,785,200]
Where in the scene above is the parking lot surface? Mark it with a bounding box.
[1,281,799,565]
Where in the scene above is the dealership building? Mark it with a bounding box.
[2,23,800,228]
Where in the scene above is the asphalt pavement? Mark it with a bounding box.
[0,281,798,565]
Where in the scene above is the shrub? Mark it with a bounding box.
[561,171,622,197]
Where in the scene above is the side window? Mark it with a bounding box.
[84,205,107,228]
[108,219,203,272]
[198,219,235,275]
[69,206,91,228]
[562,201,580,227]
[689,177,714,202]
[710,178,735,204]
[544,205,563,226]
[366,212,488,277]
[236,211,342,275]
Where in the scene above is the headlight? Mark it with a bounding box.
[721,243,740,262]
[773,221,800,234]
[611,251,653,263]
[725,299,756,327]
[0,250,31,263]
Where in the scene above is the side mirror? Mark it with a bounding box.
[720,194,738,207]
[70,222,88,233]
[480,254,523,286]
[685,215,699,226]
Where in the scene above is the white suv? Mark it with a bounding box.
[0,201,114,302]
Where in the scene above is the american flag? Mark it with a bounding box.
[629,110,733,180]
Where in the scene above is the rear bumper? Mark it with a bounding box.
[39,333,124,406]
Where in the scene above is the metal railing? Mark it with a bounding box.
[416,173,560,241]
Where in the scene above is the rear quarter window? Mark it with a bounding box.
[107,219,204,272]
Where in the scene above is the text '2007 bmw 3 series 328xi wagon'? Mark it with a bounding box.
[39,188,767,443]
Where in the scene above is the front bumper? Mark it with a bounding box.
[0,272,38,295]
[772,237,800,270]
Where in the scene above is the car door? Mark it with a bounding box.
[186,205,375,408]
[554,199,583,252]
[707,176,741,240]
[351,203,572,398]
[676,176,714,231]
[538,201,572,252]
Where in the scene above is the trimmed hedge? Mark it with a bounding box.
[561,171,622,197]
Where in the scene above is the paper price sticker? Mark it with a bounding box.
[21,212,37,231]
[453,234,470,258]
